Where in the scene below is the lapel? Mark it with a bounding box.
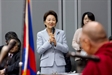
[43,29,49,41]
[54,28,60,42]
[43,28,60,42]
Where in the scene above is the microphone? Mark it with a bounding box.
[51,27,55,46]
[57,32,60,35]
[68,52,100,62]
[52,27,55,34]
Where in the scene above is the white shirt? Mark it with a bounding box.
[8,53,13,58]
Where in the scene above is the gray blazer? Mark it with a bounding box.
[37,28,69,67]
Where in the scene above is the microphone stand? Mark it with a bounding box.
[68,52,100,62]
[51,27,55,46]
[52,27,55,34]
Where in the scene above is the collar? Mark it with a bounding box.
[8,53,13,58]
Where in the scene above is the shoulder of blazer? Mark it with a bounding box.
[37,29,46,35]
[56,29,64,34]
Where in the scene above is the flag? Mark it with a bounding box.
[22,0,37,75]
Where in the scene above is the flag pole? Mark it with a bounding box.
[19,0,26,75]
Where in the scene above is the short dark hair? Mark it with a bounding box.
[5,31,18,42]
[43,10,58,27]
[109,36,112,41]
[81,12,95,27]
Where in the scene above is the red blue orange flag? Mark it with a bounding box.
[22,0,37,75]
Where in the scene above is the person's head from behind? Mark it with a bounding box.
[43,10,58,29]
[80,21,108,55]
[9,38,21,53]
[109,36,112,42]
[5,31,18,44]
[81,12,95,27]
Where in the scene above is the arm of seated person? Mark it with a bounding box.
[0,68,5,75]
[0,46,9,63]
[0,39,16,63]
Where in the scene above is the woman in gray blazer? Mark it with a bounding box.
[37,10,69,74]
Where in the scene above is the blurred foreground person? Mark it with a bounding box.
[80,21,112,75]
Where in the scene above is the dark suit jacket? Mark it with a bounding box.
[0,51,20,75]
[64,53,72,72]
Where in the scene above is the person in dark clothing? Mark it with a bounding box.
[0,38,21,75]
[0,31,18,64]
[5,31,18,44]
[0,31,20,75]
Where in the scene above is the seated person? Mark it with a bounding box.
[0,38,21,75]
[0,39,16,64]
[0,31,18,63]
[80,21,112,75]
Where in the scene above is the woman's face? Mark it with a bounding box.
[44,15,56,29]
[83,14,92,25]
